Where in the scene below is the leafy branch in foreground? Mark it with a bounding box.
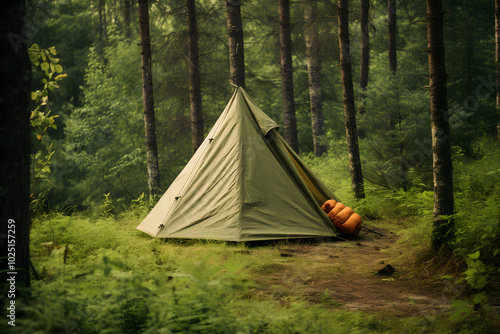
[28,44,66,206]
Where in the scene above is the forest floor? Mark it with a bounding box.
[26,214,500,333]
[247,227,476,318]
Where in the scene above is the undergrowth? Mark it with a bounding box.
[6,140,498,333]
[306,138,500,325]
[7,211,495,334]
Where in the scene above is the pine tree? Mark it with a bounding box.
[338,0,365,199]
[0,1,32,289]
[304,0,326,157]
[187,0,204,152]
[138,0,161,200]
[427,0,454,250]
[358,0,370,116]
[388,0,397,74]
[279,0,299,152]
[496,0,500,141]
[226,0,245,88]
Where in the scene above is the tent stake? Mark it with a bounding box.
[362,225,384,236]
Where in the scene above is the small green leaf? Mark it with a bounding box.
[469,251,480,260]
[54,64,63,73]
[472,293,488,304]
[40,62,49,73]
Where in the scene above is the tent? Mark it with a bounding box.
[136,87,340,241]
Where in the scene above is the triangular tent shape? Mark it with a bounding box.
[137,87,340,241]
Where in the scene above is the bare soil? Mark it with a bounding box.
[249,227,463,317]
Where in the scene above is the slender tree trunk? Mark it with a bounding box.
[304,0,327,157]
[388,0,405,187]
[187,0,204,152]
[123,0,132,39]
[98,0,108,44]
[388,0,397,74]
[226,0,245,88]
[0,1,32,292]
[496,0,500,141]
[427,0,454,251]
[138,0,161,200]
[279,0,299,153]
[358,0,369,116]
[338,0,365,199]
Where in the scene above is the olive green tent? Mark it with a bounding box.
[136,87,339,241]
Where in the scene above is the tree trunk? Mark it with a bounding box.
[304,0,327,157]
[279,0,299,153]
[427,0,454,251]
[138,0,161,200]
[358,0,369,116]
[338,0,365,199]
[98,0,108,44]
[388,0,397,74]
[123,0,132,39]
[496,0,500,141]
[226,0,245,88]
[187,0,204,152]
[0,1,32,292]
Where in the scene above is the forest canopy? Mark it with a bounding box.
[27,0,497,211]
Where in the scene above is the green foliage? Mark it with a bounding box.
[99,193,114,219]
[51,28,148,209]
[127,192,150,218]
[359,74,432,191]
[445,146,496,252]
[24,212,500,334]
[29,44,66,206]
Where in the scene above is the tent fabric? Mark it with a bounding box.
[136,87,339,241]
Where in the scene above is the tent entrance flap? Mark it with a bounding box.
[276,134,339,206]
[287,150,326,207]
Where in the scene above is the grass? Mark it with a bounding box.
[6,139,498,333]
[6,206,493,334]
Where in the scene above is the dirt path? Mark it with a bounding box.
[250,227,459,317]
